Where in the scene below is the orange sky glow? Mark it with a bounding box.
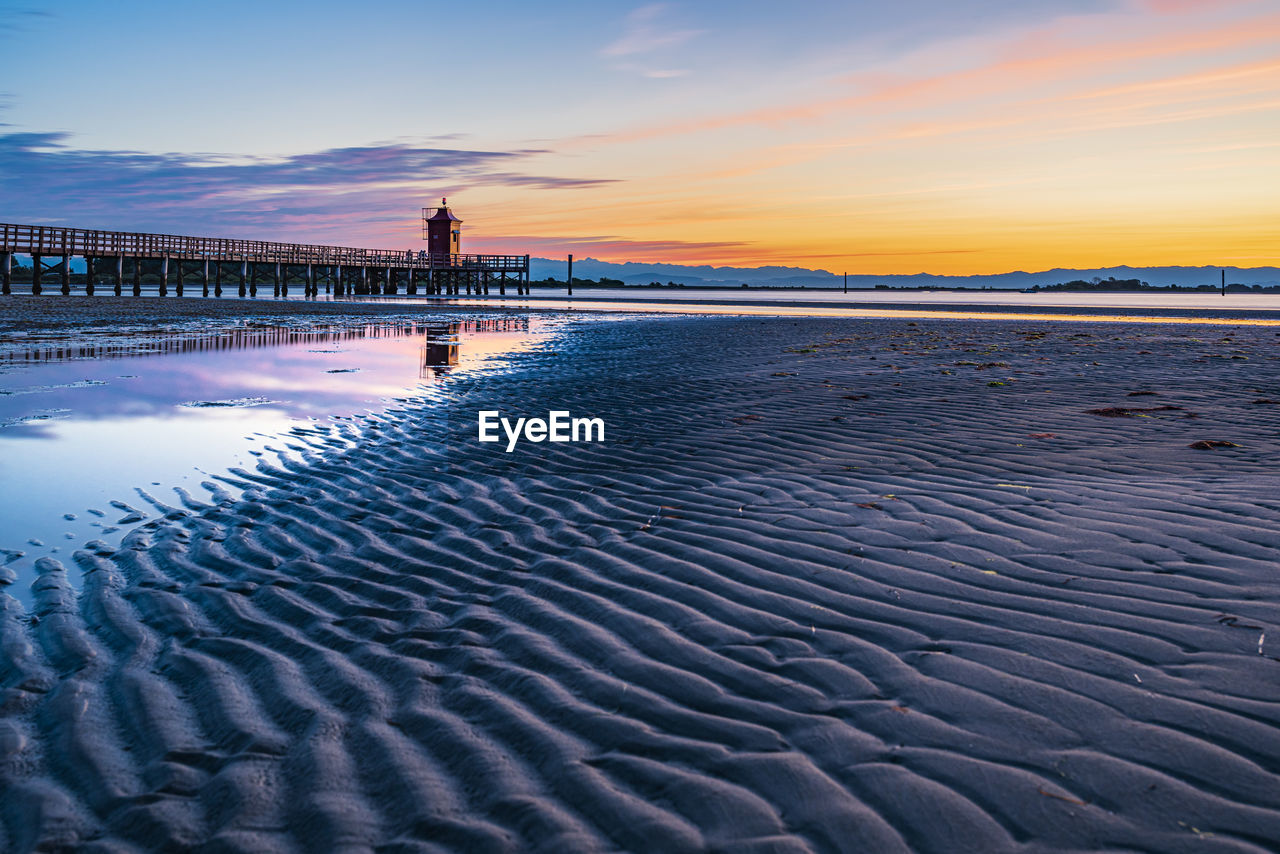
[448,0,1280,274]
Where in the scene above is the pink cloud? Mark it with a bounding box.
[580,7,1280,147]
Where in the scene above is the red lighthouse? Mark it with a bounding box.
[422,198,462,257]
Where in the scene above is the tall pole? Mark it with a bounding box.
[1221,268,1226,296]
[567,253,573,296]
[843,271,847,295]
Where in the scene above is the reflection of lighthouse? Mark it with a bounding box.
[420,323,460,378]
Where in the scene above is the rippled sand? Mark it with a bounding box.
[3,309,1280,852]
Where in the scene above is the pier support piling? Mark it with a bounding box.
[133,257,141,296]
[31,253,42,295]
[61,254,70,295]
[160,257,169,296]
[114,256,123,296]
[0,251,9,295]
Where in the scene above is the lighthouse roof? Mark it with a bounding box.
[425,198,462,223]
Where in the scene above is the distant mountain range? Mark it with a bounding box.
[528,258,1280,290]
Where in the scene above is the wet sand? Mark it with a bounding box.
[3,306,1280,852]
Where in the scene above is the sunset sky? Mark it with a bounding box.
[1,0,1277,274]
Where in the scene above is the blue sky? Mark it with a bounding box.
[2,1,1277,272]
[2,0,1111,152]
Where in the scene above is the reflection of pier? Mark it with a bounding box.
[0,222,531,298]
[0,317,532,374]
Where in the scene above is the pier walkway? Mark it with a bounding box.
[0,222,531,297]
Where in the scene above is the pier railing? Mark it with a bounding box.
[0,222,528,271]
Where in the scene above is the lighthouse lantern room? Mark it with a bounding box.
[422,198,462,256]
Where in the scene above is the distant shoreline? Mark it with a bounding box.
[521,282,1279,293]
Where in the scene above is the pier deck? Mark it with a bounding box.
[0,222,531,297]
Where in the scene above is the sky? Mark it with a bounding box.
[0,0,1277,274]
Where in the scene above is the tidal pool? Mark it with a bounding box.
[0,317,546,605]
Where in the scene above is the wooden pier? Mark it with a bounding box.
[0,222,531,298]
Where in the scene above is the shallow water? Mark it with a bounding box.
[518,288,1280,310]
[12,284,1280,313]
[0,318,546,605]
[333,289,1280,324]
[395,297,1280,325]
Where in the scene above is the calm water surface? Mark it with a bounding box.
[350,288,1280,312]
[0,318,546,606]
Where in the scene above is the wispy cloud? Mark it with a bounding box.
[581,4,1280,149]
[466,233,747,261]
[0,4,52,36]
[0,132,613,246]
[1135,0,1243,13]
[601,4,701,79]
